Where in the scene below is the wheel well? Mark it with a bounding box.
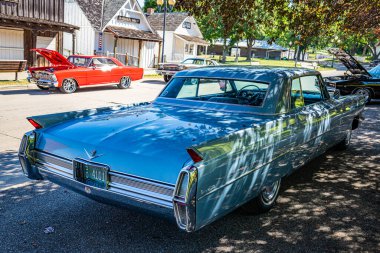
[352,116,360,130]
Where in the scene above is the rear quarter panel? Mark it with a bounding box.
[194,116,295,229]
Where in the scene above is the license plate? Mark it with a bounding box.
[73,159,110,189]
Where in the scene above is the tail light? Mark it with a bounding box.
[173,166,198,232]
[186,148,203,163]
[27,118,42,129]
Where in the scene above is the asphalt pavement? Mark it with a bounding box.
[0,78,379,252]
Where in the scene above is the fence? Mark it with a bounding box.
[96,51,139,67]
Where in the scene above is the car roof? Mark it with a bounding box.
[175,66,320,82]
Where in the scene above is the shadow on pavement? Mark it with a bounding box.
[0,106,379,253]
[140,79,166,85]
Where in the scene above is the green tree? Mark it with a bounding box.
[143,0,156,12]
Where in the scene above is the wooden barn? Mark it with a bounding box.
[0,0,78,67]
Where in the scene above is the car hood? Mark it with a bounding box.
[31,48,75,67]
[36,104,267,184]
[328,48,371,77]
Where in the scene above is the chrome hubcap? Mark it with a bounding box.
[355,89,370,102]
[63,79,76,92]
[121,76,131,87]
[261,180,280,203]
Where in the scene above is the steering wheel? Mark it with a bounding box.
[237,85,262,104]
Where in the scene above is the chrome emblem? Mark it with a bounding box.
[84,148,103,160]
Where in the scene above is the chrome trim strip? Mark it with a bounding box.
[33,151,175,209]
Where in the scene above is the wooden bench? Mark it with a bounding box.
[0,60,27,80]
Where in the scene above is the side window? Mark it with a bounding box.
[300,75,323,105]
[106,58,117,66]
[291,78,304,109]
[177,78,198,98]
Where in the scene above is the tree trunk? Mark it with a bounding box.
[293,46,297,60]
[362,45,367,56]
[296,46,302,61]
[367,42,380,60]
[246,38,254,61]
[222,37,228,63]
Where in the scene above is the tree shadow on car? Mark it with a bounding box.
[1,107,378,252]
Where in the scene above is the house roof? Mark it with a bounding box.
[106,26,162,42]
[0,14,79,32]
[76,0,128,30]
[146,12,189,31]
[175,34,208,45]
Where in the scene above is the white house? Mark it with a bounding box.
[147,12,209,62]
[63,0,162,68]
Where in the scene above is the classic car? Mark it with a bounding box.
[369,64,380,78]
[157,57,219,82]
[28,48,143,93]
[324,48,380,103]
[19,66,365,232]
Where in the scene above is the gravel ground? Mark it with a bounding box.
[0,97,379,252]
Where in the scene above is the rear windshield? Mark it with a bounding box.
[160,77,269,107]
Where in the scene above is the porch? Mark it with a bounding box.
[172,34,209,62]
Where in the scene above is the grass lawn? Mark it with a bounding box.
[0,79,29,86]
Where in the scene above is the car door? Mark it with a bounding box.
[86,58,113,85]
[289,75,330,170]
[105,58,122,83]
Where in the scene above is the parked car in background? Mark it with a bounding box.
[369,64,380,78]
[324,48,380,103]
[157,57,219,82]
[28,48,143,93]
[369,59,380,67]
[19,66,365,232]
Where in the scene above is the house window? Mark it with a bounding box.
[185,44,189,53]
[182,21,191,29]
[189,44,194,54]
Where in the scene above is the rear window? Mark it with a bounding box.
[160,77,269,107]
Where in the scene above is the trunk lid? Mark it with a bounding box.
[36,104,269,184]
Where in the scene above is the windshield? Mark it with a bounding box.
[160,77,269,107]
[181,59,204,65]
[369,65,380,78]
[67,56,92,67]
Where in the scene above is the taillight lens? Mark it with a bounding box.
[186,148,203,163]
[28,118,42,129]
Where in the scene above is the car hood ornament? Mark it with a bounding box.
[84,148,103,160]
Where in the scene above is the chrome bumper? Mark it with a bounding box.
[156,70,177,76]
[30,78,58,88]
[18,134,175,220]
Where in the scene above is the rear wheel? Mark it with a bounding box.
[59,79,77,94]
[241,178,281,214]
[353,88,372,103]
[164,75,172,83]
[117,76,131,89]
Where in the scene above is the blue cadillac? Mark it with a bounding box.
[18,66,365,232]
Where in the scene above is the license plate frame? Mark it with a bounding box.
[73,158,110,189]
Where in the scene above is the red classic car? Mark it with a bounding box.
[28,48,144,93]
